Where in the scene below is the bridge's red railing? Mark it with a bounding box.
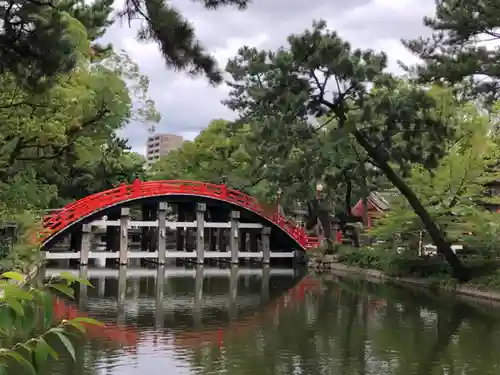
[39,180,318,250]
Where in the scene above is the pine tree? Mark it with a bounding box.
[403,0,500,216]
[403,0,500,104]
[0,0,249,91]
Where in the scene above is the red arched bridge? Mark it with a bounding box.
[40,180,319,263]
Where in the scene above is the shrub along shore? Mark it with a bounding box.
[308,245,500,302]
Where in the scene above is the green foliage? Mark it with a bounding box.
[0,0,156,270]
[224,19,473,278]
[0,1,89,91]
[468,269,500,291]
[403,0,500,105]
[1,0,252,91]
[150,119,270,198]
[120,0,250,85]
[337,246,384,270]
[337,246,453,278]
[0,213,41,273]
[371,105,500,258]
[0,271,101,374]
[0,27,155,208]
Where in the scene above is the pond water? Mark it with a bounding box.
[33,265,500,375]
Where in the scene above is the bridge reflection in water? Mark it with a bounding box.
[43,265,318,355]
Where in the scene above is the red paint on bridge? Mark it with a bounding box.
[39,180,319,250]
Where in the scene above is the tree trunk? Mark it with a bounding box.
[353,130,470,281]
[343,173,352,214]
[360,167,369,227]
[317,207,333,250]
[362,196,369,227]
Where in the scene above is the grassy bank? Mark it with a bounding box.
[309,244,500,293]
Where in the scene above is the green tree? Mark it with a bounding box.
[151,119,267,196]
[225,20,471,279]
[1,0,251,90]
[0,40,156,207]
[42,136,147,206]
[403,0,500,105]
[0,0,114,91]
[372,103,500,257]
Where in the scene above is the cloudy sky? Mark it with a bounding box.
[104,0,437,154]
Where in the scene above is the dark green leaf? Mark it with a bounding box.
[41,292,53,330]
[5,298,24,317]
[58,272,78,286]
[5,351,36,375]
[0,283,33,300]
[0,272,25,283]
[52,331,75,361]
[34,339,49,366]
[65,321,86,334]
[72,317,104,326]
[49,284,75,299]
[0,308,13,334]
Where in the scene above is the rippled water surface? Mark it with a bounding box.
[34,265,500,375]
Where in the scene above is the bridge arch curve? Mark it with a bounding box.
[39,180,318,251]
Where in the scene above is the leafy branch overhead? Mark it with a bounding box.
[403,0,500,104]
[0,0,250,91]
[0,271,102,375]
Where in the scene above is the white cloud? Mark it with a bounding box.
[105,0,437,153]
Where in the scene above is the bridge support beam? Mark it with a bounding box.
[80,224,91,265]
[119,207,130,265]
[157,202,167,264]
[196,203,206,264]
[262,227,271,264]
[230,211,240,264]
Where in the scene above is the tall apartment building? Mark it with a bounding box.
[146,133,184,166]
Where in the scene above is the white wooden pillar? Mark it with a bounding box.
[230,211,240,264]
[157,202,167,264]
[196,203,206,264]
[80,224,91,265]
[119,207,130,265]
[262,227,271,264]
